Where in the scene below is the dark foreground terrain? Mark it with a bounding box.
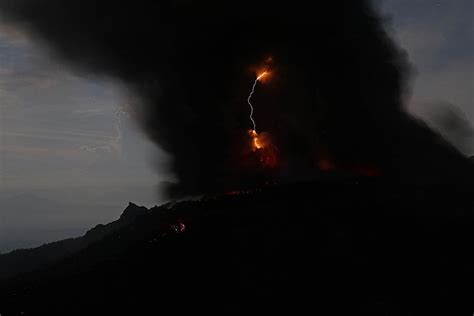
[0,176,473,315]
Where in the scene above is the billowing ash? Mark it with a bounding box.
[1,0,472,196]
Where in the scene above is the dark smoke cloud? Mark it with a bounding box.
[1,0,472,196]
[422,101,474,156]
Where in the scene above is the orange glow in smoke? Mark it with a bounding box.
[318,158,336,172]
[247,129,278,168]
[316,154,381,177]
[256,71,268,81]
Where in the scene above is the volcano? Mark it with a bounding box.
[0,176,473,315]
[1,1,473,315]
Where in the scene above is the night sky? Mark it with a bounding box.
[0,0,472,253]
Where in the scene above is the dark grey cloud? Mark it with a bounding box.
[420,101,474,155]
[1,0,472,197]
[0,22,167,252]
[379,0,474,155]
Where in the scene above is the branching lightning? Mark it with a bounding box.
[247,71,267,132]
[79,104,128,158]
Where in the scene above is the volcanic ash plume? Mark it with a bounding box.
[1,0,472,196]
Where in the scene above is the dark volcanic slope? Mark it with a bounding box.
[0,178,473,315]
[0,203,148,280]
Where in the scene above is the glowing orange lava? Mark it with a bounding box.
[247,129,278,168]
[250,129,263,150]
[249,129,264,150]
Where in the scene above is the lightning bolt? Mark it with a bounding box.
[247,71,267,132]
[79,104,128,158]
